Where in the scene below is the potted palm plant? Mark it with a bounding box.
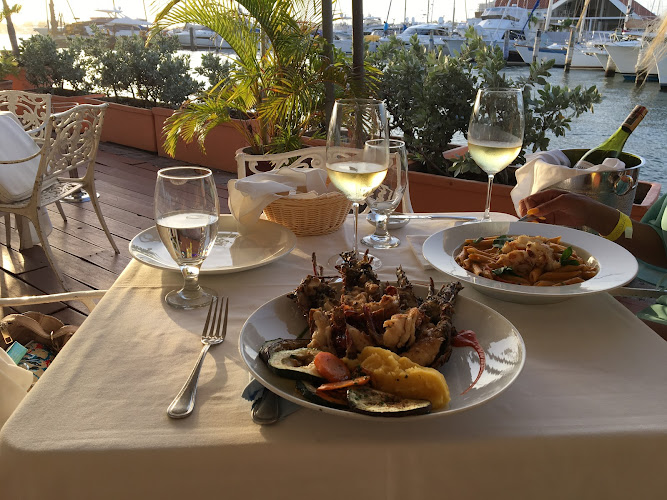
[149,0,363,173]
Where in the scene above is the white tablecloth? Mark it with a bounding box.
[1,213,666,500]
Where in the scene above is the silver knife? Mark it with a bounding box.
[386,213,478,221]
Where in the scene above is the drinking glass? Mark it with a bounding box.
[326,98,389,268]
[154,167,219,309]
[467,88,525,221]
[361,139,408,249]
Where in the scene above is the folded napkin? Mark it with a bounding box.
[228,168,340,227]
[510,149,626,215]
[0,347,34,428]
[242,378,301,422]
[0,112,43,203]
[406,235,433,270]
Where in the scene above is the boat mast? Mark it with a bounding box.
[623,0,634,31]
[575,0,592,41]
[48,0,58,35]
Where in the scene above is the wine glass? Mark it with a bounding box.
[467,88,525,221]
[154,167,219,310]
[326,99,389,268]
[361,139,408,250]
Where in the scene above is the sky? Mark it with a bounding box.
[7,0,667,31]
[8,0,482,29]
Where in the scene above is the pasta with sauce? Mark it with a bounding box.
[455,234,598,286]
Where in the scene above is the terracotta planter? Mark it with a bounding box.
[88,98,157,152]
[407,170,517,215]
[0,79,12,90]
[407,172,661,220]
[49,93,106,112]
[152,107,250,174]
[632,181,662,221]
[6,68,31,90]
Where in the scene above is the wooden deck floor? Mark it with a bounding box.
[0,143,235,325]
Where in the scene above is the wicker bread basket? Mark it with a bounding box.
[263,191,352,236]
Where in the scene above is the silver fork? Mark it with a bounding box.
[167,296,228,419]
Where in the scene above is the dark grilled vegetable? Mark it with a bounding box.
[347,386,432,417]
[296,380,348,409]
[267,347,324,384]
[259,338,311,364]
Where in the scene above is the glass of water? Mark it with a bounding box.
[154,167,219,309]
[361,139,408,249]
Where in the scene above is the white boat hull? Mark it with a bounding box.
[655,54,667,91]
[603,41,657,81]
[514,43,602,69]
[177,29,231,49]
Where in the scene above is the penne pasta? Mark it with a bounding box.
[454,234,598,287]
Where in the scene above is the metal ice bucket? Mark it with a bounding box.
[551,149,645,216]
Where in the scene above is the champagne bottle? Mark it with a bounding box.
[574,105,648,168]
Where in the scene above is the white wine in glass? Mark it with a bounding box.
[468,88,524,221]
[326,98,389,268]
[155,167,219,309]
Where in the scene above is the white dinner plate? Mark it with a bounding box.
[239,284,526,420]
[129,215,296,274]
[422,221,638,304]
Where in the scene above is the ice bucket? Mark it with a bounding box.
[551,149,645,216]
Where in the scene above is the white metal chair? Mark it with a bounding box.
[0,90,52,143]
[0,290,108,317]
[0,103,119,290]
[235,146,415,211]
[0,91,60,244]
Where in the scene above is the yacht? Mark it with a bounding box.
[655,53,667,91]
[175,24,231,49]
[514,41,603,68]
[603,38,658,81]
[63,9,150,37]
[387,23,455,53]
[446,6,535,60]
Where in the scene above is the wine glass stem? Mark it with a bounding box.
[375,214,389,238]
[181,265,202,293]
[483,174,495,221]
[352,202,360,255]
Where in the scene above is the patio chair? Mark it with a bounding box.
[0,103,120,290]
[0,91,63,244]
[0,90,52,144]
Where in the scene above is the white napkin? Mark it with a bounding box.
[228,168,339,227]
[510,150,626,215]
[0,348,33,428]
[406,235,433,270]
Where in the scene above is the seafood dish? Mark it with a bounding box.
[455,234,598,286]
[259,251,485,417]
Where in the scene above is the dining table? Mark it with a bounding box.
[1,212,666,500]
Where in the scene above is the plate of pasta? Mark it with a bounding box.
[422,221,638,304]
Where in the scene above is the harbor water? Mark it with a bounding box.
[2,33,666,184]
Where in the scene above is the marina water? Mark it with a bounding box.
[3,33,666,185]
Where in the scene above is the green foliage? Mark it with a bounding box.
[150,0,362,155]
[369,34,477,174]
[72,28,200,108]
[370,28,602,179]
[195,52,233,90]
[18,34,85,90]
[0,49,18,80]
